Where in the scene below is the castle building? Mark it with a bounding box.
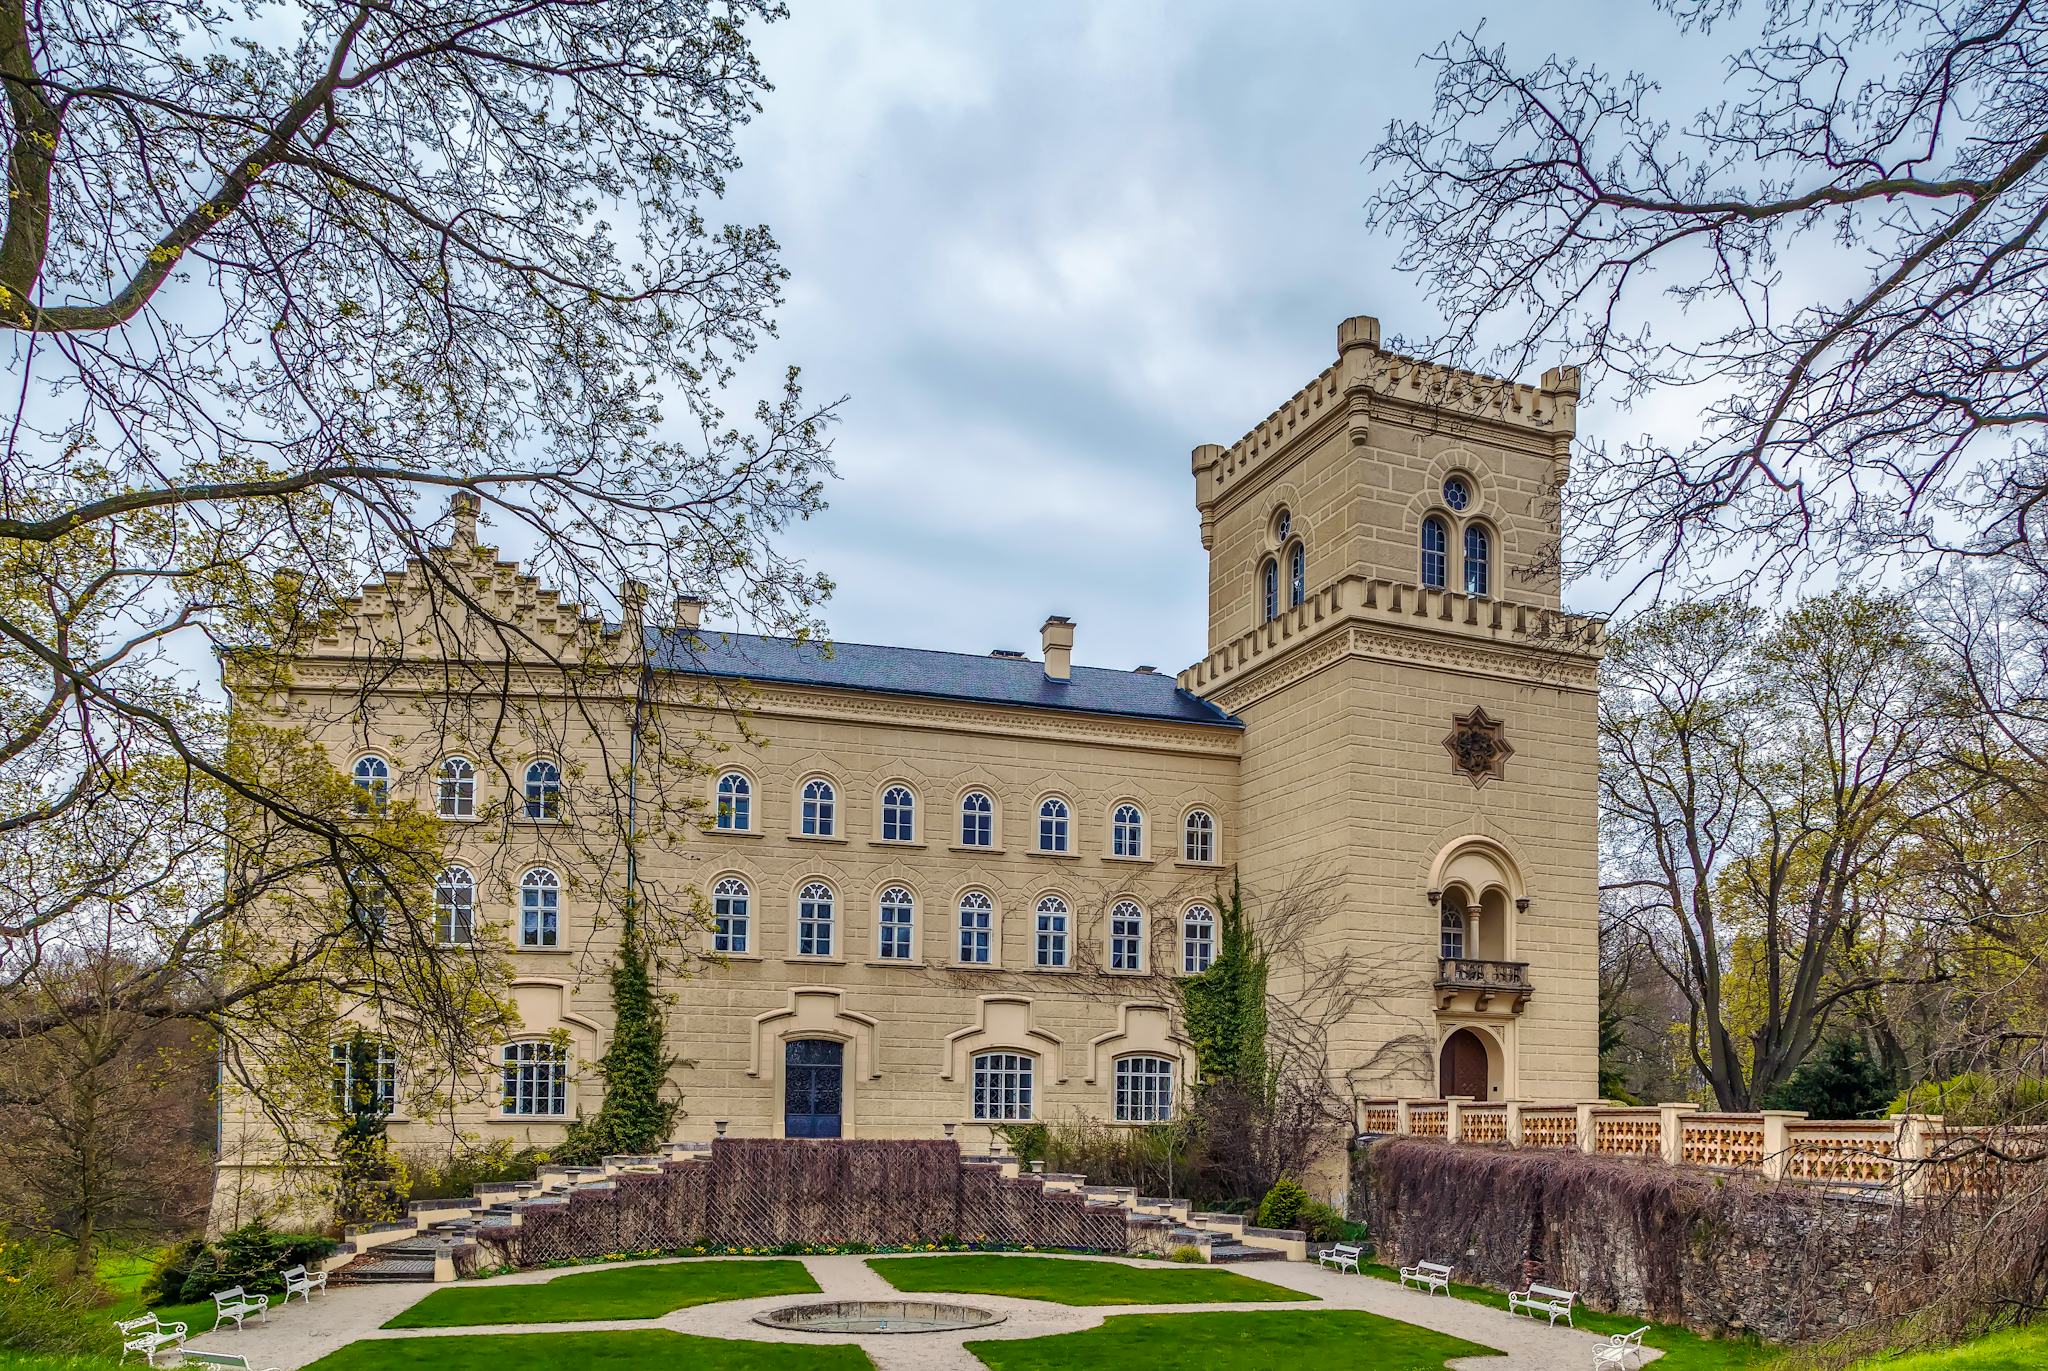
[212,316,1602,1218]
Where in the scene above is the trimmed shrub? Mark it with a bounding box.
[1167,1245,1205,1263]
[1254,1175,1309,1230]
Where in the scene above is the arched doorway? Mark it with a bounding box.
[784,1039,844,1137]
[1438,1028,1490,1100]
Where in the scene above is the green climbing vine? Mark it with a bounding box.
[555,923,683,1164]
[1176,873,1268,1089]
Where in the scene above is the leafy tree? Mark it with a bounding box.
[2,0,835,1149]
[554,930,682,1164]
[1762,1036,1897,1120]
[1600,590,1970,1108]
[329,1030,409,1226]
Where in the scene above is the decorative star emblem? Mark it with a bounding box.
[1442,707,1513,787]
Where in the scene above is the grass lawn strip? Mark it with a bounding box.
[1357,1262,1768,1371]
[383,1258,818,1328]
[867,1254,1307,1306]
[967,1309,1498,1371]
[1843,1324,2048,1371]
[303,1329,871,1371]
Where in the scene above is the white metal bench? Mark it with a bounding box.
[1399,1258,1454,1294]
[1510,1281,1579,1327]
[210,1285,270,1332]
[1316,1241,1364,1273]
[281,1263,327,1304]
[115,1313,187,1365]
[1593,1326,1650,1369]
[180,1354,282,1371]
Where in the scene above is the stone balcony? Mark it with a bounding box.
[1434,956,1533,1014]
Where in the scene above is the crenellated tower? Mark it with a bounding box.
[1181,315,1604,1107]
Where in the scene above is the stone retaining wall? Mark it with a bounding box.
[1353,1137,1933,1343]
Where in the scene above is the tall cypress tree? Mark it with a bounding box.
[557,925,680,1163]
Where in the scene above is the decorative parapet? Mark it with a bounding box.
[1353,1095,2045,1202]
[1175,574,1604,710]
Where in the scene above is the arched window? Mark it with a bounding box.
[797,880,835,957]
[715,772,752,831]
[878,885,915,960]
[1034,895,1069,968]
[1463,523,1491,597]
[501,1040,568,1116]
[1109,901,1144,971]
[519,867,560,948]
[1261,558,1280,621]
[880,785,916,843]
[1440,906,1467,961]
[434,865,475,945]
[1037,796,1070,853]
[971,1050,1034,1121]
[1183,810,1216,864]
[801,778,836,837]
[435,756,475,819]
[1288,541,1306,607]
[1114,1055,1175,1123]
[345,869,386,941]
[351,755,390,815]
[1111,803,1144,858]
[1182,904,1216,974]
[712,876,750,954]
[330,1039,399,1115]
[960,790,994,847]
[523,760,562,820]
[1421,516,1449,589]
[958,890,994,965]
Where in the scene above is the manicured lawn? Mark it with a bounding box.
[0,1355,127,1371]
[1358,1263,1769,1371]
[968,1309,1499,1371]
[384,1259,818,1328]
[304,1330,871,1371]
[868,1254,1307,1306]
[1846,1324,2048,1371]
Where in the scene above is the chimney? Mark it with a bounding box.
[621,579,648,623]
[1041,616,1074,682]
[1134,665,1157,674]
[672,595,705,632]
[449,490,480,546]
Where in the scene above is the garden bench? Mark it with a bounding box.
[1593,1326,1651,1369]
[115,1313,187,1365]
[1509,1282,1578,1327]
[280,1263,327,1304]
[1316,1242,1364,1273]
[1398,1259,1454,1295]
[179,1354,282,1371]
[210,1285,270,1332]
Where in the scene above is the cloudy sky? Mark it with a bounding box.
[713,2,1693,672]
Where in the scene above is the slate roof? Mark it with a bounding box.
[645,629,1240,728]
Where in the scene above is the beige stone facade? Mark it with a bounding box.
[211,315,1602,1223]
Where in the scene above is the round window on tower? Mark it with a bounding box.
[1272,507,1292,542]
[1442,475,1472,511]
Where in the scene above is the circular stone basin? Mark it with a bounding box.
[754,1299,1006,1335]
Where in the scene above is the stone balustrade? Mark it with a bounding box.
[1355,1095,2047,1199]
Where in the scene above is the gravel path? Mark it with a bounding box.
[179,1252,1636,1371]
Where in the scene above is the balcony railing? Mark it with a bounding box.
[1434,957,1533,1011]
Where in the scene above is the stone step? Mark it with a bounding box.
[1209,1243,1284,1263]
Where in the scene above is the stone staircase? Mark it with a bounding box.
[316,1141,1309,1285]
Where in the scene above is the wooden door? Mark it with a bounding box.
[1438,1029,1489,1100]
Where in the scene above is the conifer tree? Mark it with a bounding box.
[557,923,681,1164]
[330,1031,408,1226]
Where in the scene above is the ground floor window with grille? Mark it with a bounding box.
[971,1050,1034,1121]
[330,1039,398,1114]
[1113,1054,1175,1123]
[502,1040,568,1116]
